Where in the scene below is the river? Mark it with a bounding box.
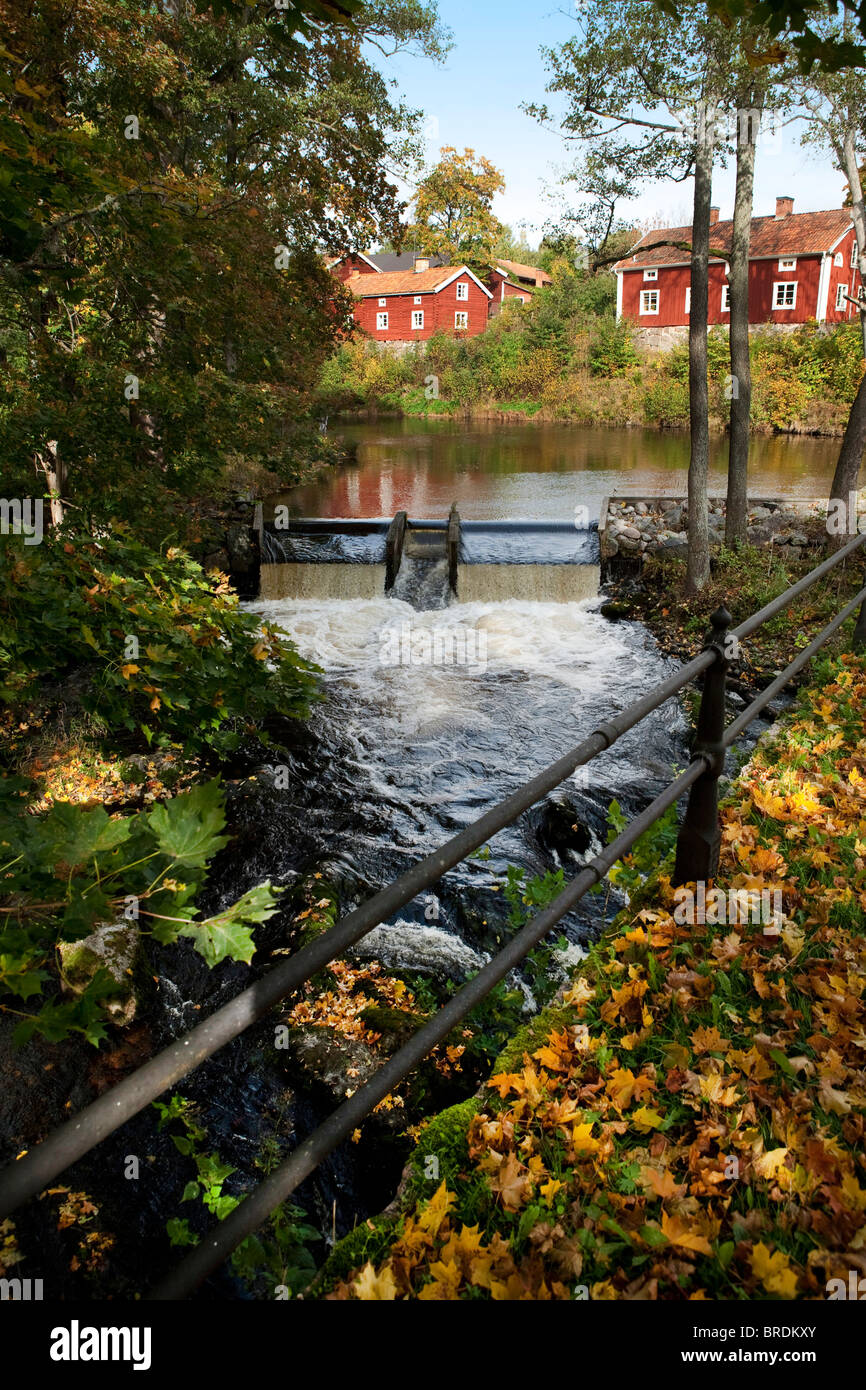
[280,417,840,520]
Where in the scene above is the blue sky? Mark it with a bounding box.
[380,0,848,247]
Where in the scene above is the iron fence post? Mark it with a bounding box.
[673,604,731,886]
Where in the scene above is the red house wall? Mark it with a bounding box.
[825,227,862,323]
[621,249,860,327]
[353,275,489,341]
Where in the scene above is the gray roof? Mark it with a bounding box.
[366,251,447,272]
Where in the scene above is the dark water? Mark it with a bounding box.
[280,418,839,521]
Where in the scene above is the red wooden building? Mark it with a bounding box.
[613,197,862,330]
[346,261,493,342]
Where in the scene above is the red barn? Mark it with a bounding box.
[347,262,492,341]
[613,197,862,330]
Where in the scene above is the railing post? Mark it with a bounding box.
[853,595,866,653]
[673,604,731,887]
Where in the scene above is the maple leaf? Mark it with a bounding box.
[488,1071,523,1098]
[571,1122,600,1156]
[750,1242,799,1298]
[660,1210,713,1256]
[690,1025,728,1055]
[640,1165,686,1201]
[488,1153,531,1212]
[631,1105,665,1133]
[417,1182,456,1238]
[353,1261,397,1300]
[562,977,596,1011]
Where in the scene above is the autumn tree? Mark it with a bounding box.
[528,0,736,594]
[411,146,506,269]
[796,5,866,518]
[0,0,449,533]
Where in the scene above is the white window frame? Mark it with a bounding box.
[411,309,424,330]
[836,283,847,311]
[517,295,526,304]
[376,311,389,330]
[835,251,844,267]
[852,240,859,268]
[454,310,469,329]
[413,295,422,305]
[684,286,691,315]
[773,281,797,309]
[643,267,658,281]
[721,284,731,312]
[640,289,659,315]
[378,297,387,307]
[778,257,797,272]
[456,281,469,301]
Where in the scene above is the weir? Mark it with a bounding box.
[259,511,601,604]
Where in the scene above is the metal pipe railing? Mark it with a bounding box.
[147,759,708,1298]
[2,524,864,1292]
[0,649,715,1221]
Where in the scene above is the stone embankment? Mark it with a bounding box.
[600,495,831,563]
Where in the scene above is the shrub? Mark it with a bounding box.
[0,531,320,759]
[589,318,639,376]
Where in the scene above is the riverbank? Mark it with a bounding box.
[317,321,864,438]
[316,647,866,1300]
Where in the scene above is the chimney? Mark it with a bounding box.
[775,196,794,219]
[709,207,720,224]
[414,256,430,273]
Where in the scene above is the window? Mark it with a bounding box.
[378,297,387,307]
[643,268,658,281]
[721,284,731,312]
[517,295,526,304]
[684,287,691,315]
[778,257,797,271]
[835,252,844,267]
[853,240,859,268]
[413,295,422,305]
[640,289,659,315]
[411,309,424,329]
[836,283,848,311]
[456,281,469,300]
[773,281,797,309]
[454,311,468,329]
[376,311,389,330]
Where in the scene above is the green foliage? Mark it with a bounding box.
[156,1097,322,1296]
[589,318,639,377]
[0,780,281,1045]
[605,798,680,895]
[0,531,320,758]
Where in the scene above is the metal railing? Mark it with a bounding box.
[2,528,865,1300]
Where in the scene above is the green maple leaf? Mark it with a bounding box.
[178,881,281,967]
[146,780,229,868]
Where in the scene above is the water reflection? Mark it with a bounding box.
[278,418,839,520]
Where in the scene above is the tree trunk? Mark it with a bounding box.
[725,100,761,548]
[685,97,716,596]
[828,369,866,521]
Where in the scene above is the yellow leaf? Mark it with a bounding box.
[417,1182,456,1238]
[353,1261,397,1300]
[661,1210,713,1256]
[750,1242,799,1298]
[120,663,140,679]
[631,1105,664,1133]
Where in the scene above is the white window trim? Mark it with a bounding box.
[835,251,844,267]
[378,297,387,307]
[456,281,469,300]
[454,310,468,329]
[778,257,797,272]
[411,309,424,329]
[639,289,659,315]
[772,281,797,309]
[836,283,847,310]
[852,239,859,268]
[684,286,691,315]
[376,311,389,330]
[643,268,658,281]
[413,295,422,305]
[721,284,731,312]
